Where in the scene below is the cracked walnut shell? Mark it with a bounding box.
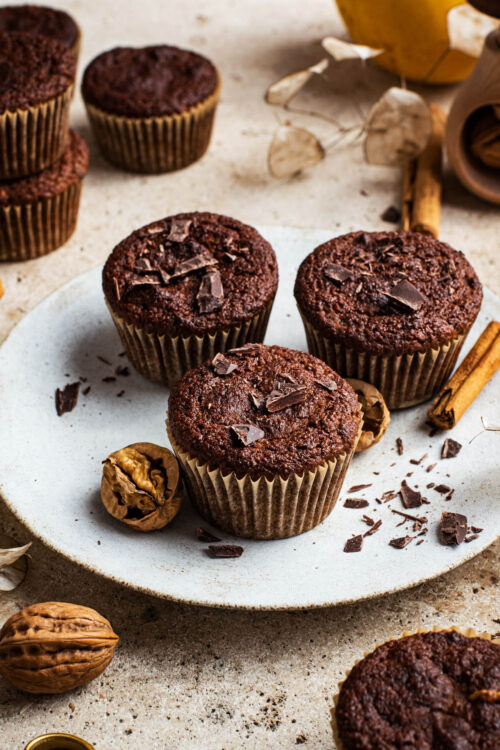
[0,601,118,694]
[347,378,390,452]
[101,442,181,531]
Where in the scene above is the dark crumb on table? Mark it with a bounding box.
[344,535,363,553]
[381,205,401,223]
[396,437,403,455]
[207,544,244,558]
[344,498,369,509]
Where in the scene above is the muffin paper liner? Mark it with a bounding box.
[331,626,492,749]
[166,422,359,540]
[84,77,221,173]
[106,296,275,389]
[300,313,465,410]
[0,86,73,179]
[0,180,84,261]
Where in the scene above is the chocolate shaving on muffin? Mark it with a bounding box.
[197,269,224,313]
[231,424,265,446]
[266,383,307,413]
[385,279,426,313]
[212,353,237,376]
[323,263,352,285]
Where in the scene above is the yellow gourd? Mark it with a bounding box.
[335,0,477,84]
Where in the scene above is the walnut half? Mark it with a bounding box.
[347,379,391,453]
[101,442,181,532]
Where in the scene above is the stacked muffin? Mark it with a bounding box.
[0,6,88,261]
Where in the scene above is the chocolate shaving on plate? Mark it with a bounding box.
[400,480,423,509]
[389,535,413,549]
[426,463,436,473]
[102,376,116,383]
[362,515,374,526]
[168,218,192,242]
[434,484,451,494]
[197,269,224,313]
[266,383,307,413]
[344,535,363,553]
[385,280,426,313]
[441,438,462,459]
[314,379,338,393]
[348,484,372,493]
[212,352,237,376]
[82,386,91,396]
[396,437,404,455]
[439,511,467,546]
[344,498,369,509]
[410,453,427,465]
[364,519,382,536]
[207,544,244,558]
[115,365,130,376]
[55,382,80,416]
[323,263,352,285]
[231,424,265,446]
[196,527,221,543]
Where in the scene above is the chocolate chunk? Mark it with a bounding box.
[196,527,221,543]
[277,372,297,384]
[266,383,307,413]
[55,382,80,416]
[344,498,369,509]
[464,534,479,543]
[381,205,401,223]
[400,480,423,509]
[344,535,363,553]
[426,463,436,473]
[364,519,382,536]
[249,390,265,410]
[115,365,130,376]
[168,218,191,242]
[410,453,427,465]
[386,280,426,313]
[348,484,372,493]
[434,484,451,494]
[231,424,265,446]
[197,269,224,313]
[134,257,154,273]
[116,390,125,397]
[323,263,352,285]
[471,526,483,534]
[389,535,413,549]
[97,355,112,365]
[212,352,237,376]
[314,379,338,393]
[82,386,91,396]
[102,376,116,383]
[439,511,467,546]
[171,251,214,280]
[441,438,462,459]
[207,544,244,558]
[396,437,404,455]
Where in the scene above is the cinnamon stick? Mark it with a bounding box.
[428,321,500,429]
[401,105,445,238]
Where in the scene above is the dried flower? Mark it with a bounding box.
[268,124,324,179]
[0,535,31,591]
[266,58,328,107]
[321,36,383,62]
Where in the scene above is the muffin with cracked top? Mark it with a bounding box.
[103,212,278,387]
[294,230,482,409]
[167,343,361,539]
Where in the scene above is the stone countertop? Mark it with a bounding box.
[0,0,499,747]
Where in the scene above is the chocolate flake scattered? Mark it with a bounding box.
[441,438,462,459]
[102,376,116,383]
[426,463,436,473]
[97,355,112,365]
[464,534,479,543]
[445,490,455,501]
[196,527,221,543]
[115,365,130,376]
[392,509,428,529]
[266,383,307,413]
[314,379,338,394]
[416,539,424,546]
[168,218,192,242]
[171,251,215,280]
[389,535,413,549]
[212,352,237,376]
[439,511,467,546]
[112,276,120,300]
[82,386,91,396]
[197,269,224,313]
[362,514,374,526]
[344,498,369,509]
[381,489,397,502]
[400,481,424,509]
[410,453,427,465]
[471,526,483,533]
[386,280,426,313]
[116,390,125,398]
[427,482,435,489]
[364,519,382,536]
[344,535,363,553]
[381,205,401,223]
[434,484,451,494]
[323,263,352,285]
[231,424,265,446]
[207,544,244,558]
[55,382,80,416]
[396,437,404,455]
[348,484,372,493]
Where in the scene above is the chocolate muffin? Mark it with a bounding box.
[82,45,220,173]
[295,231,482,408]
[167,343,361,539]
[0,32,75,178]
[0,5,81,58]
[103,212,278,387]
[0,129,88,261]
[333,629,500,750]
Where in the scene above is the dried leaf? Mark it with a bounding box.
[0,536,31,592]
[364,87,432,167]
[470,416,500,442]
[0,541,32,567]
[322,36,383,62]
[268,125,324,179]
[447,5,498,59]
[266,58,328,106]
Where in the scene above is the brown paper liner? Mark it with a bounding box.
[167,422,358,540]
[107,296,274,388]
[300,313,466,410]
[0,179,84,261]
[0,86,73,179]
[84,76,221,173]
[331,626,492,749]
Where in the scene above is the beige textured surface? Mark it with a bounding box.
[0,0,499,747]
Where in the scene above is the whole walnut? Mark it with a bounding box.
[0,601,119,694]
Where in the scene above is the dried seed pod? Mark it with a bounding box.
[347,379,391,452]
[0,601,118,694]
[101,442,181,532]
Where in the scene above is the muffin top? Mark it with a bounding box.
[0,129,88,206]
[294,231,482,356]
[0,5,79,49]
[168,344,361,479]
[336,630,500,750]
[81,45,219,118]
[102,212,278,336]
[0,31,75,113]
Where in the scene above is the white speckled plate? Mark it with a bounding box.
[1,227,499,609]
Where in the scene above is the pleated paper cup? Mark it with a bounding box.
[167,422,358,540]
[84,76,221,174]
[331,626,492,749]
[300,312,465,410]
[106,296,274,389]
[0,180,84,261]
[0,86,73,179]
